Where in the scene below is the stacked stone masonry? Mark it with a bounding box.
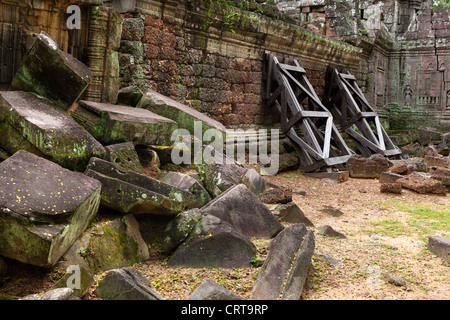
[0,0,449,131]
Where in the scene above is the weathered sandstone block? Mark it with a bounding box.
[0,150,101,267]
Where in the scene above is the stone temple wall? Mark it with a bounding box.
[122,0,361,128]
[275,0,450,130]
[1,0,448,132]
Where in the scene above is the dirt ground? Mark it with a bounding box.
[0,170,448,300]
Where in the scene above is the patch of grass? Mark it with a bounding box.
[369,219,412,237]
[367,199,449,237]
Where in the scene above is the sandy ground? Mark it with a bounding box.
[1,170,448,301]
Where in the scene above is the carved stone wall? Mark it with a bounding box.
[275,0,450,130]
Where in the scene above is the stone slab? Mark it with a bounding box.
[9,31,91,111]
[167,214,257,268]
[72,100,178,146]
[251,223,315,300]
[138,89,226,136]
[85,157,200,215]
[201,184,284,238]
[0,91,106,171]
[0,150,101,267]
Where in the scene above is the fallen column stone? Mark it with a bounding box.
[9,31,91,111]
[167,214,257,268]
[251,223,315,300]
[71,100,178,146]
[0,150,102,267]
[201,184,284,238]
[0,91,106,171]
[84,157,201,215]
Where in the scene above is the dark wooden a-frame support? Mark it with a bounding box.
[263,53,354,172]
[324,67,402,158]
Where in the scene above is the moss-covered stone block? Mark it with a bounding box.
[138,89,226,138]
[0,150,101,267]
[9,31,91,111]
[0,91,106,171]
[85,157,204,215]
[71,100,178,146]
[58,214,150,274]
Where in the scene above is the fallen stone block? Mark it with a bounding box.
[417,125,441,145]
[105,141,144,173]
[138,89,226,136]
[71,100,177,146]
[156,171,211,208]
[0,150,101,267]
[318,225,346,238]
[382,273,407,287]
[397,173,447,195]
[319,205,345,217]
[58,214,149,274]
[276,202,314,227]
[116,85,144,107]
[162,208,203,253]
[94,268,163,300]
[388,158,428,173]
[0,257,7,279]
[51,264,95,298]
[201,184,284,238]
[380,183,403,194]
[379,171,404,184]
[239,168,267,196]
[431,167,450,186]
[187,279,243,300]
[84,158,201,215]
[304,171,349,182]
[0,91,106,171]
[20,288,79,301]
[9,31,91,111]
[424,154,450,168]
[258,186,293,204]
[346,154,390,178]
[251,223,315,300]
[194,145,248,198]
[389,162,411,175]
[427,236,450,262]
[167,214,257,268]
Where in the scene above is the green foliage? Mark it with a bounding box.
[430,0,450,10]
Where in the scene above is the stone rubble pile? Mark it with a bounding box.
[0,31,315,301]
